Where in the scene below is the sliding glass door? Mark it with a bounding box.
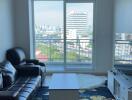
[34,1,64,64]
[34,0,94,69]
[66,3,93,67]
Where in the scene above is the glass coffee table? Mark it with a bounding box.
[49,73,79,100]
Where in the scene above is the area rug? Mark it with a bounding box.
[77,74,107,89]
[32,86,115,100]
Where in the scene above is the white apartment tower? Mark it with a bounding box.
[66,12,88,39]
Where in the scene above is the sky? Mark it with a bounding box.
[34,1,93,27]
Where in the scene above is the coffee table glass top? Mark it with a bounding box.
[49,73,79,90]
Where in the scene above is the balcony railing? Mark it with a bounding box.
[115,40,132,64]
[35,38,92,64]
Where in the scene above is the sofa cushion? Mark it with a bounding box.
[6,76,41,100]
[0,61,17,88]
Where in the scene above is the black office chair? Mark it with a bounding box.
[6,47,46,86]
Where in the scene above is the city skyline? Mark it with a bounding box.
[34,1,93,27]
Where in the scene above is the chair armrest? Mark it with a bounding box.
[16,65,41,76]
[0,91,17,100]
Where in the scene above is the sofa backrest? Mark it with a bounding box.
[6,47,26,65]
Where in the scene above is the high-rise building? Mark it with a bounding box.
[66,12,88,38]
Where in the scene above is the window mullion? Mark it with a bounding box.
[64,0,67,68]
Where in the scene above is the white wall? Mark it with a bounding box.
[14,0,31,58]
[94,0,114,72]
[14,0,34,59]
[114,0,132,33]
[0,0,14,62]
[13,0,114,73]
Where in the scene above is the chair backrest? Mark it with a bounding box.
[6,47,26,65]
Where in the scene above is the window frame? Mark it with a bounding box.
[32,0,96,70]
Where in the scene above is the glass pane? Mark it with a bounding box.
[34,1,64,63]
[115,33,132,64]
[66,3,93,64]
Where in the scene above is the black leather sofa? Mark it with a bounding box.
[6,47,46,86]
[0,61,41,100]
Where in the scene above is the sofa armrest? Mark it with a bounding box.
[0,91,17,100]
[25,59,39,64]
[38,62,45,66]
[16,65,41,76]
[25,59,46,66]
